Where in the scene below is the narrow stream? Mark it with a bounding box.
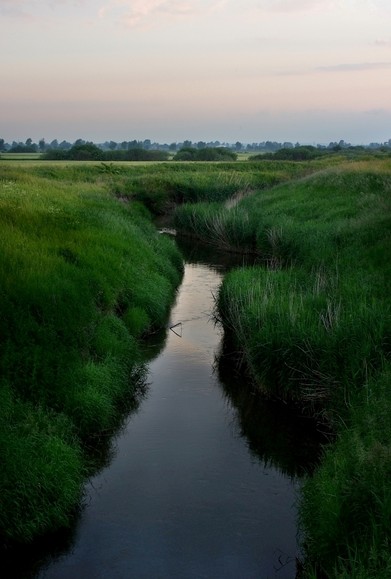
[10,241,324,579]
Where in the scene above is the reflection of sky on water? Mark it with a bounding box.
[10,256,312,579]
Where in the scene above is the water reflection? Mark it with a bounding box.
[176,234,259,272]
[3,236,325,579]
[216,343,327,478]
[177,234,328,479]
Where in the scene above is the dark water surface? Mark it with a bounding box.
[7,242,324,579]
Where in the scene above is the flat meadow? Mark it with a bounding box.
[1,153,390,577]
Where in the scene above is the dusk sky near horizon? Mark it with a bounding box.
[1,0,390,145]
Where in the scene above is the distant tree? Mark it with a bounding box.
[253,146,324,161]
[197,141,206,149]
[196,147,217,160]
[235,141,243,151]
[120,141,128,150]
[25,138,33,147]
[50,139,58,149]
[38,138,46,152]
[169,142,177,151]
[9,144,37,153]
[198,147,237,161]
[43,149,68,160]
[73,138,86,147]
[173,147,197,161]
[0,138,5,151]
[124,148,169,161]
[265,141,280,151]
[108,141,117,150]
[128,140,139,149]
[59,140,71,150]
[183,140,192,148]
[174,147,237,162]
[143,139,151,150]
[68,142,103,160]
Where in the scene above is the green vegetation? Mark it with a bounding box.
[252,145,328,161]
[104,160,320,214]
[0,152,43,161]
[174,156,390,576]
[173,146,237,161]
[0,164,182,543]
[43,143,169,161]
[1,155,390,578]
[173,159,331,250]
[300,367,391,578]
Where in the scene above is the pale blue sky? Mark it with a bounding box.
[1,0,390,144]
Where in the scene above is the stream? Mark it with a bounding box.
[8,238,323,579]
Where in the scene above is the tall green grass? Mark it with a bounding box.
[300,364,391,578]
[218,265,389,415]
[173,160,333,253]
[0,164,183,542]
[173,203,258,251]
[106,159,324,213]
[214,159,391,576]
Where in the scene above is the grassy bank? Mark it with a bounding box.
[215,159,391,576]
[172,156,390,576]
[0,164,183,543]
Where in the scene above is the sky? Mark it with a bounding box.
[1,0,390,145]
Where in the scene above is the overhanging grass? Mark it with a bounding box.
[0,382,84,542]
[217,161,390,400]
[299,364,391,578]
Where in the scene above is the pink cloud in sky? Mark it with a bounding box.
[99,0,188,24]
[98,0,225,28]
[374,39,391,46]
[248,0,391,14]
[0,0,89,19]
[316,61,391,72]
[253,0,336,12]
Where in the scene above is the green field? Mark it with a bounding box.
[1,155,390,577]
[0,152,43,161]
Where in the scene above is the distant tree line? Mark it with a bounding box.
[253,145,328,161]
[42,144,237,162]
[43,143,169,162]
[173,147,237,161]
[1,136,391,157]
